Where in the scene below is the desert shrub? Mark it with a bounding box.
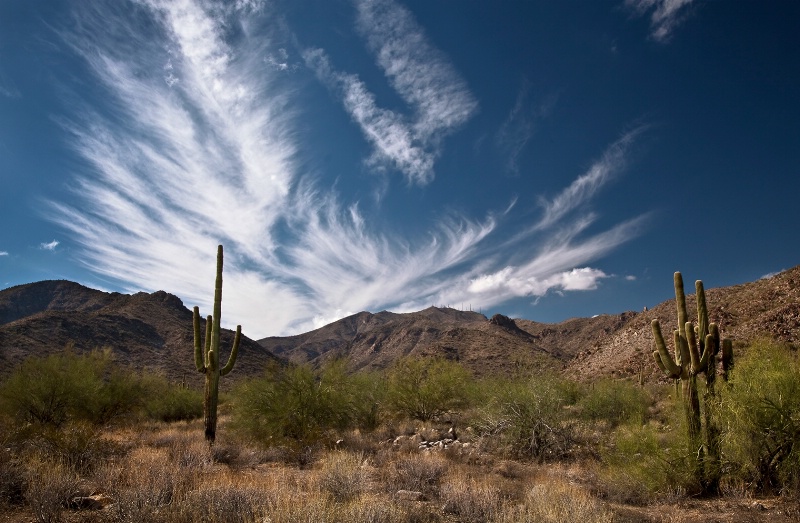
[598,417,692,504]
[102,447,196,523]
[21,421,114,473]
[348,370,386,431]
[0,348,144,428]
[141,375,203,422]
[578,378,651,427]
[0,446,25,506]
[24,458,81,523]
[317,451,371,502]
[439,473,501,523]
[169,484,268,523]
[385,452,448,498]
[476,375,579,462]
[496,480,613,523]
[232,360,364,446]
[719,339,800,496]
[385,356,472,421]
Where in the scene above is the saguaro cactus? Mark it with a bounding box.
[651,272,733,494]
[193,245,241,444]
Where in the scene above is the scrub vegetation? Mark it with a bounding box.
[1,339,799,522]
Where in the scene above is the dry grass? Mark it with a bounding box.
[24,458,81,523]
[2,418,796,523]
[496,480,614,523]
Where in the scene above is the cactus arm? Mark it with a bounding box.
[653,350,668,373]
[721,338,733,381]
[695,280,709,341]
[205,315,212,367]
[674,272,688,336]
[697,333,714,371]
[686,321,701,374]
[193,306,206,372]
[652,319,681,378]
[212,245,223,360]
[220,325,241,376]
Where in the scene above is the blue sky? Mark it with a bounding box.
[1,0,799,338]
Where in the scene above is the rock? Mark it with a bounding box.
[489,314,517,329]
[393,435,410,446]
[396,490,425,501]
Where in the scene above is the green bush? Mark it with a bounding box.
[385,356,472,421]
[578,379,651,427]
[475,375,579,462]
[232,360,366,445]
[599,413,694,504]
[142,375,204,422]
[0,348,143,427]
[719,340,800,495]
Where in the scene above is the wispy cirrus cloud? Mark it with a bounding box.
[49,0,647,337]
[535,125,646,230]
[305,0,478,185]
[0,251,8,256]
[624,0,695,42]
[495,82,556,175]
[40,240,59,251]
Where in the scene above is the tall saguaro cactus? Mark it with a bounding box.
[651,272,733,494]
[193,245,241,444]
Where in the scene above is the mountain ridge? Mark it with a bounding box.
[2,266,799,382]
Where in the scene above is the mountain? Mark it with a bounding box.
[2,266,798,383]
[0,280,278,383]
[259,307,562,376]
[260,266,800,380]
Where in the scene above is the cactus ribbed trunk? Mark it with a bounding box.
[193,245,241,445]
[651,272,732,496]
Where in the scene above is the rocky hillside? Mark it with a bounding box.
[0,280,279,383]
[565,265,800,381]
[261,266,800,380]
[2,266,798,383]
[259,307,561,376]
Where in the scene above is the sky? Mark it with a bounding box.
[1,0,799,339]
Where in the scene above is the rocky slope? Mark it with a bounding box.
[0,280,278,383]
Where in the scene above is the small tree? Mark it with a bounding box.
[720,340,800,495]
[386,356,471,421]
[232,360,361,445]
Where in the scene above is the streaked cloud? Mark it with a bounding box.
[305,0,478,185]
[624,0,695,42]
[459,215,647,309]
[49,0,648,337]
[535,125,646,231]
[40,240,59,251]
[495,82,556,175]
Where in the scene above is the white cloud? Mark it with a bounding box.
[0,251,8,256]
[495,82,556,175]
[534,125,646,230]
[624,0,695,42]
[40,240,59,251]
[304,0,477,185]
[49,0,648,338]
[460,217,645,307]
